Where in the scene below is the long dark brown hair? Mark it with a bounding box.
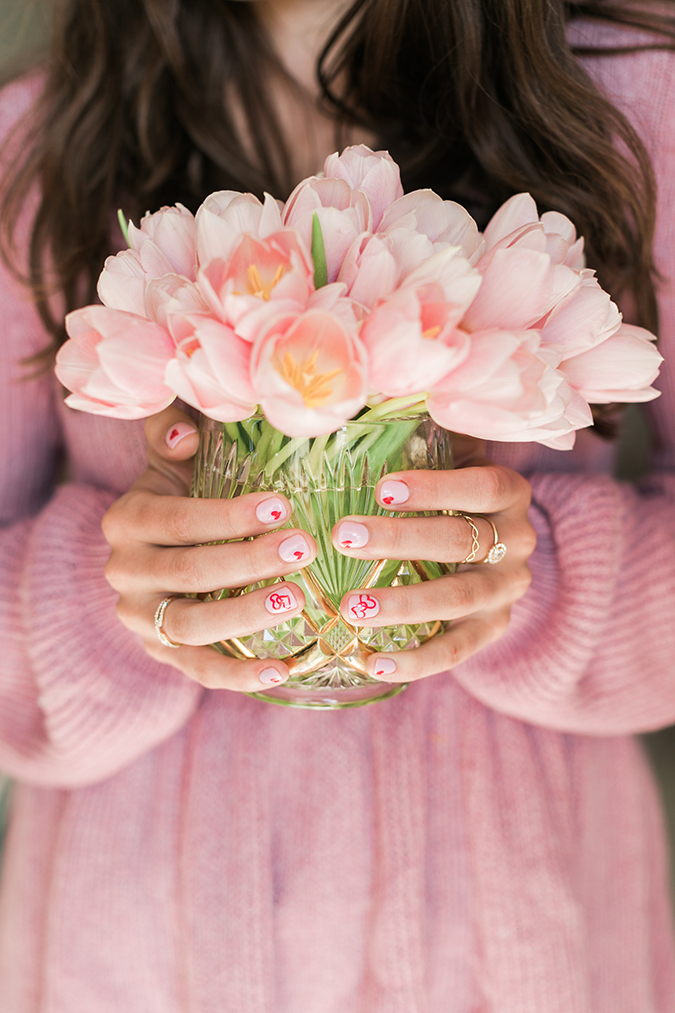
[1,0,675,355]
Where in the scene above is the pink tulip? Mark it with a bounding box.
[56,306,176,419]
[462,247,580,332]
[360,281,472,396]
[483,192,584,269]
[561,323,663,403]
[197,230,314,340]
[144,275,210,329]
[539,271,621,361]
[283,176,372,282]
[128,203,197,280]
[97,250,148,316]
[195,191,283,267]
[164,315,257,422]
[251,311,368,436]
[427,328,592,447]
[338,226,433,309]
[323,146,403,228]
[378,190,483,262]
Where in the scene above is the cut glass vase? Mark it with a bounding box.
[191,413,455,709]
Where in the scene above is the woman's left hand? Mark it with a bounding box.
[332,447,536,683]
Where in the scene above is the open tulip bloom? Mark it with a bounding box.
[55,144,662,451]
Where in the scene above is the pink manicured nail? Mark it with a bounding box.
[372,657,397,678]
[166,422,197,449]
[265,589,297,614]
[347,593,380,621]
[256,497,287,525]
[259,667,287,685]
[336,521,369,549]
[279,534,310,564]
[379,480,409,507]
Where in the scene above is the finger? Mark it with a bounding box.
[364,610,511,683]
[143,638,291,692]
[107,529,316,595]
[104,487,294,547]
[339,568,524,627]
[125,583,306,645]
[137,407,201,497]
[375,464,530,514]
[332,513,503,564]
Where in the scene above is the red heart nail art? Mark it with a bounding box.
[294,550,303,559]
[382,496,393,505]
[169,429,179,441]
[271,510,281,520]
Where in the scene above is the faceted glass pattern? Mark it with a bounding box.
[191,415,455,709]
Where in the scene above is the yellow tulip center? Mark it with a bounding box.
[280,350,342,408]
[422,325,442,340]
[246,263,286,301]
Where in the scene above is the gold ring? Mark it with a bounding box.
[154,596,182,648]
[472,515,507,565]
[457,513,481,563]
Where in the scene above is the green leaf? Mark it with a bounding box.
[311,212,328,289]
[117,209,131,248]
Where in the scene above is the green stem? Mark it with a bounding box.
[360,396,428,422]
[263,435,310,480]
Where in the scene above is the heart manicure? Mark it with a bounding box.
[278,534,311,564]
[256,497,287,525]
[336,521,369,549]
[379,480,409,507]
[347,593,380,621]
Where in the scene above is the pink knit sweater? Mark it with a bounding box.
[1,22,675,1012]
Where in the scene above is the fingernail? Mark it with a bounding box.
[166,422,197,449]
[265,588,298,614]
[336,521,369,549]
[259,667,288,685]
[380,480,409,507]
[346,592,380,621]
[370,657,397,678]
[279,534,311,564]
[256,497,288,525]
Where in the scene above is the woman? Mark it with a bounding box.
[0,0,674,1009]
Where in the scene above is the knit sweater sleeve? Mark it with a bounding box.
[0,79,202,788]
[451,43,675,735]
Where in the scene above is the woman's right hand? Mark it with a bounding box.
[101,406,316,691]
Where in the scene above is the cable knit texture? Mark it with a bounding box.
[1,23,675,1012]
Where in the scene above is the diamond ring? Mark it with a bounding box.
[472,515,507,565]
[154,596,182,648]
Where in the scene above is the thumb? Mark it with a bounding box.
[139,406,200,496]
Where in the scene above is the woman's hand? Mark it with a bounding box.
[332,445,536,684]
[102,406,317,691]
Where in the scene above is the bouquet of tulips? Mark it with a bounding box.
[53,146,663,705]
[55,145,661,445]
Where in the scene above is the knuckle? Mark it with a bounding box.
[443,635,464,668]
[492,607,512,639]
[164,500,197,544]
[104,552,125,592]
[115,597,135,631]
[521,521,537,558]
[166,548,202,590]
[478,467,508,511]
[450,578,477,615]
[101,499,124,545]
[515,563,533,597]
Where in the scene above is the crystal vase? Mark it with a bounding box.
[191,413,454,708]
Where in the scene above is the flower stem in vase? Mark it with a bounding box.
[191,413,455,709]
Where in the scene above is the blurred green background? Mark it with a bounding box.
[1,0,674,898]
